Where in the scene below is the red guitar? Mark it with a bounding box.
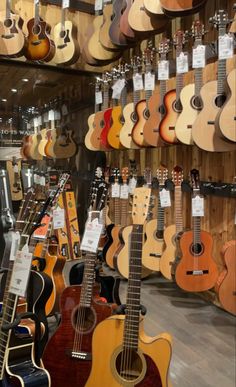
[100,75,114,150]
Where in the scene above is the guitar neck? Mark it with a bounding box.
[175,186,183,234]
[217,58,226,95]
[193,189,201,244]
[176,72,184,102]
[157,186,165,237]
[80,253,96,307]
[5,0,11,19]
[160,79,167,105]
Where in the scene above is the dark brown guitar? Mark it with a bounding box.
[109,0,132,47]
[120,0,136,40]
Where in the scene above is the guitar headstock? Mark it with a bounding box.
[158,38,170,59]
[209,10,230,31]
[121,167,129,184]
[173,30,188,54]
[132,187,151,225]
[172,165,184,187]
[111,167,120,183]
[95,167,103,180]
[190,168,200,190]
[191,20,205,44]
[143,167,152,187]
[157,164,168,186]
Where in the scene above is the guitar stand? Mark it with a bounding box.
[1,311,41,366]
[115,304,147,316]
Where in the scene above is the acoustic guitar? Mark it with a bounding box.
[53,125,77,159]
[160,0,207,16]
[29,118,44,161]
[0,0,26,57]
[160,166,184,281]
[215,240,236,316]
[119,0,136,40]
[6,157,23,201]
[52,0,80,66]
[144,0,166,15]
[85,81,101,151]
[24,0,55,62]
[86,186,172,387]
[191,10,236,152]
[175,169,218,292]
[109,0,131,47]
[99,1,121,52]
[175,21,205,145]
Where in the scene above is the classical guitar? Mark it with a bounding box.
[85,81,101,151]
[144,0,166,15]
[175,169,218,292]
[119,0,136,40]
[6,157,23,201]
[0,0,26,57]
[215,240,236,316]
[159,30,187,144]
[29,117,44,161]
[24,0,55,62]
[160,0,207,17]
[142,165,168,272]
[52,0,80,65]
[43,180,115,387]
[128,0,169,33]
[175,21,205,145]
[160,166,184,281]
[143,38,170,147]
[99,75,114,150]
[38,120,50,157]
[99,1,121,52]
[192,10,236,152]
[86,186,172,387]
[109,0,131,48]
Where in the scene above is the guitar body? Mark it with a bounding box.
[175,230,218,292]
[144,0,164,14]
[44,129,57,158]
[191,80,236,152]
[109,0,130,47]
[142,219,164,272]
[99,4,121,51]
[53,20,80,65]
[86,315,172,387]
[90,111,107,150]
[102,224,115,263]
[105,225,121,270]
[160,0,207,16]
[100,107,113,149]
[21,135,33,160]
[119,0,135,40]
[159,90,180,144]
[25,18,55,62]
[43,285,114,387]
[107,106,124,149]
[44,130,53,159]
[175,83,202,145]
[29,133,44,160]
[132,100,149,147]
[6,161,23,201]
[0,11,26,57]
[143,91,166,147]
[119,102,140,149]
[38,129,48,157]
[53,129,77,159]
[128,0,169,33]
[159,225,177,281]
[217,69,236,142]
[85,113,97,151]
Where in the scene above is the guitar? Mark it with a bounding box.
[53,124,77,159]
[85,81,101,151]
[0,0,26,57]
[99,75,114,150]
[128,0,169,33]
[24,0,55,62]
[29,116,44,161]
[142,165,168,272]
[143,38,170,147]
[6,157,23,201]
[215,240,236,316]
[119,0,136,40]
[192,10,236,152]
[175,169,218,292]
[217,68,236,142]
[175,21,205,145]
[144,0,166,15]
[86,186,172,387]
[160,166,184,281]
[160,0,207,16]
[99,1,122,52]
[52,0,80,65]
[109,0,131,47]
[43,179,116,387]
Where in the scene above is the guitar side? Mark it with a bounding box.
[143,91,166,147]
[85,113,97,151]
[132,100,149,147]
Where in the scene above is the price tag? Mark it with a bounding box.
[13,164,19,173]
[158,60,169,80]
[61,104,68,116]
[81,217,103,253]
[34,0,39,4]
[95,0,103,11]
[192,195,204,217]
[9,245,32,297]
[34,173,40,184]
[48,109,55,121]
[62,0,70,8]
[33,117,38,128]
[38,115,42,126]
[120,184,129,199]
[176,52,189,74]
[111,183,120,198]
[192,45,206,68]
[95,91,103,105]
[33,214,51,239]
[133,73,144,91]
[9,231,20,261]
[218,34,234,60]
[145,72,155,91]
[112,79,125,99]
[129,177,137,195]
[159,189,171,208]
[53,208,65,229]
[55,110,61,120]
[43,112,49,123]
[40,175,46,186]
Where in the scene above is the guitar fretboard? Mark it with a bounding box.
[193,189,201,245]
[175,186,183,234]
[157,186,165,237]
[80,254,96,307]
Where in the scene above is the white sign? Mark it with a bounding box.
[158,60,169,80]
[111,183,120,198]
[9,246,32,297]
[9,231,20,261]
[159,188,171,208]
[192,195,204,217]
[218,34,234,60]
[95,91,103,105]
[120,184,129,199]
[61,104,68,116]
[48,109,55,121]
[112,79,125,99]
[192,45,206,68]
[129,177,137,195]
[95,0,103,11]
[145,72,155,91]
[53,208,65,229]
[81,218,103,253]
[176,52,189,74]
[62,0,70,8]
[133,73,144,91]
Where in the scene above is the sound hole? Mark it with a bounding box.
[158,104,165,115]
[173,99,182,113]
[144,109,150,119]
[32,24,41,36]
[4,18,13,28]
[60,30,66,39]
[215,94,226,108]
[115,349,144,382]
[131,111,137,123]
[71,306,96,334]
[191,95,202,110]
[191,243,203,255]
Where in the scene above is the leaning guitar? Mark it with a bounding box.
[86,186,172,387]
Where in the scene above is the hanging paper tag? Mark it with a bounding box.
[43,112,49,123]
[62,0,70,8]
[218,34,234,60]
[34,173,40,184]
[55,110,61,120]
[81,217,103,253]
[13,164,19,173]
[9,245,32,297]
[34,0,39,4]
[112,79,125,99]
[95,91,103,105]
[145,72,155,91]
[176,52,189,74]
[53,208,65,229]
[158,60,169,80]
[129,177,137,195]
[95,0,103,11]
[9,231,20,261]
[40,175,46,186]
[111,183,120,198]
[48,109,55,121]
[192,45,206,69]
[33,117,38,128]
[159,189,171,208]
[37,115,42,126]
[133,73,144,91]
[61,104,68,116]
[192,195,204,217]
[33,214,51,239]
[120,184,129,199]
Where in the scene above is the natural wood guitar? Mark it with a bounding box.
[85,82,102,151]
[99,1,121,51]
[29,122,44,161]
[128,0,169,33]
[119,0,136,40]
[109,0,131,47]
[6,157,23,201]
[86,186,172,387]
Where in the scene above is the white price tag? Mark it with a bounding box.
[192,45,206,68]
[111,183,120,198]
[159,188,171,208]
[62,0,70,8]
[95,91,103,105]
[112,79,125,99]
[43,112,49,123]
[133,73,144,91]
[48,109,55,121]
[129,177,137,195]
[34,173,40,184]
[9,231,20,261]
[95,0,103,11]
[37,115,42,126]
[192,195,204,217]
[55,110,61,120]
[33,117,38,128]
[218,34,234,60]
[176,52,189,74]
[40,175,46,186]
[53,208,65,229]
[61,104,68,116]
[158,60,169,80]
[145,72,155,91]
[13,164,19,173]
[34,0,39,4]
[26,122,31,130]
[120,184,129,199]
[81,218,103,253]
[9,245,32,297]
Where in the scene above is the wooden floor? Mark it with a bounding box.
[117,272,236,387]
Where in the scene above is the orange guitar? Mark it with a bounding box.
[175,169,218,292]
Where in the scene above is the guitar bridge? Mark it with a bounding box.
[149,253,162,257]
[66,350,92,361]
[2,34,14,39]
[186,270,209,275]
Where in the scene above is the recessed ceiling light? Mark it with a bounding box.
[11,88,17,93]
[22,78,29,82]
[1,99,7,102]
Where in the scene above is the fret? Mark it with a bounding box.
[80,253,96,307]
